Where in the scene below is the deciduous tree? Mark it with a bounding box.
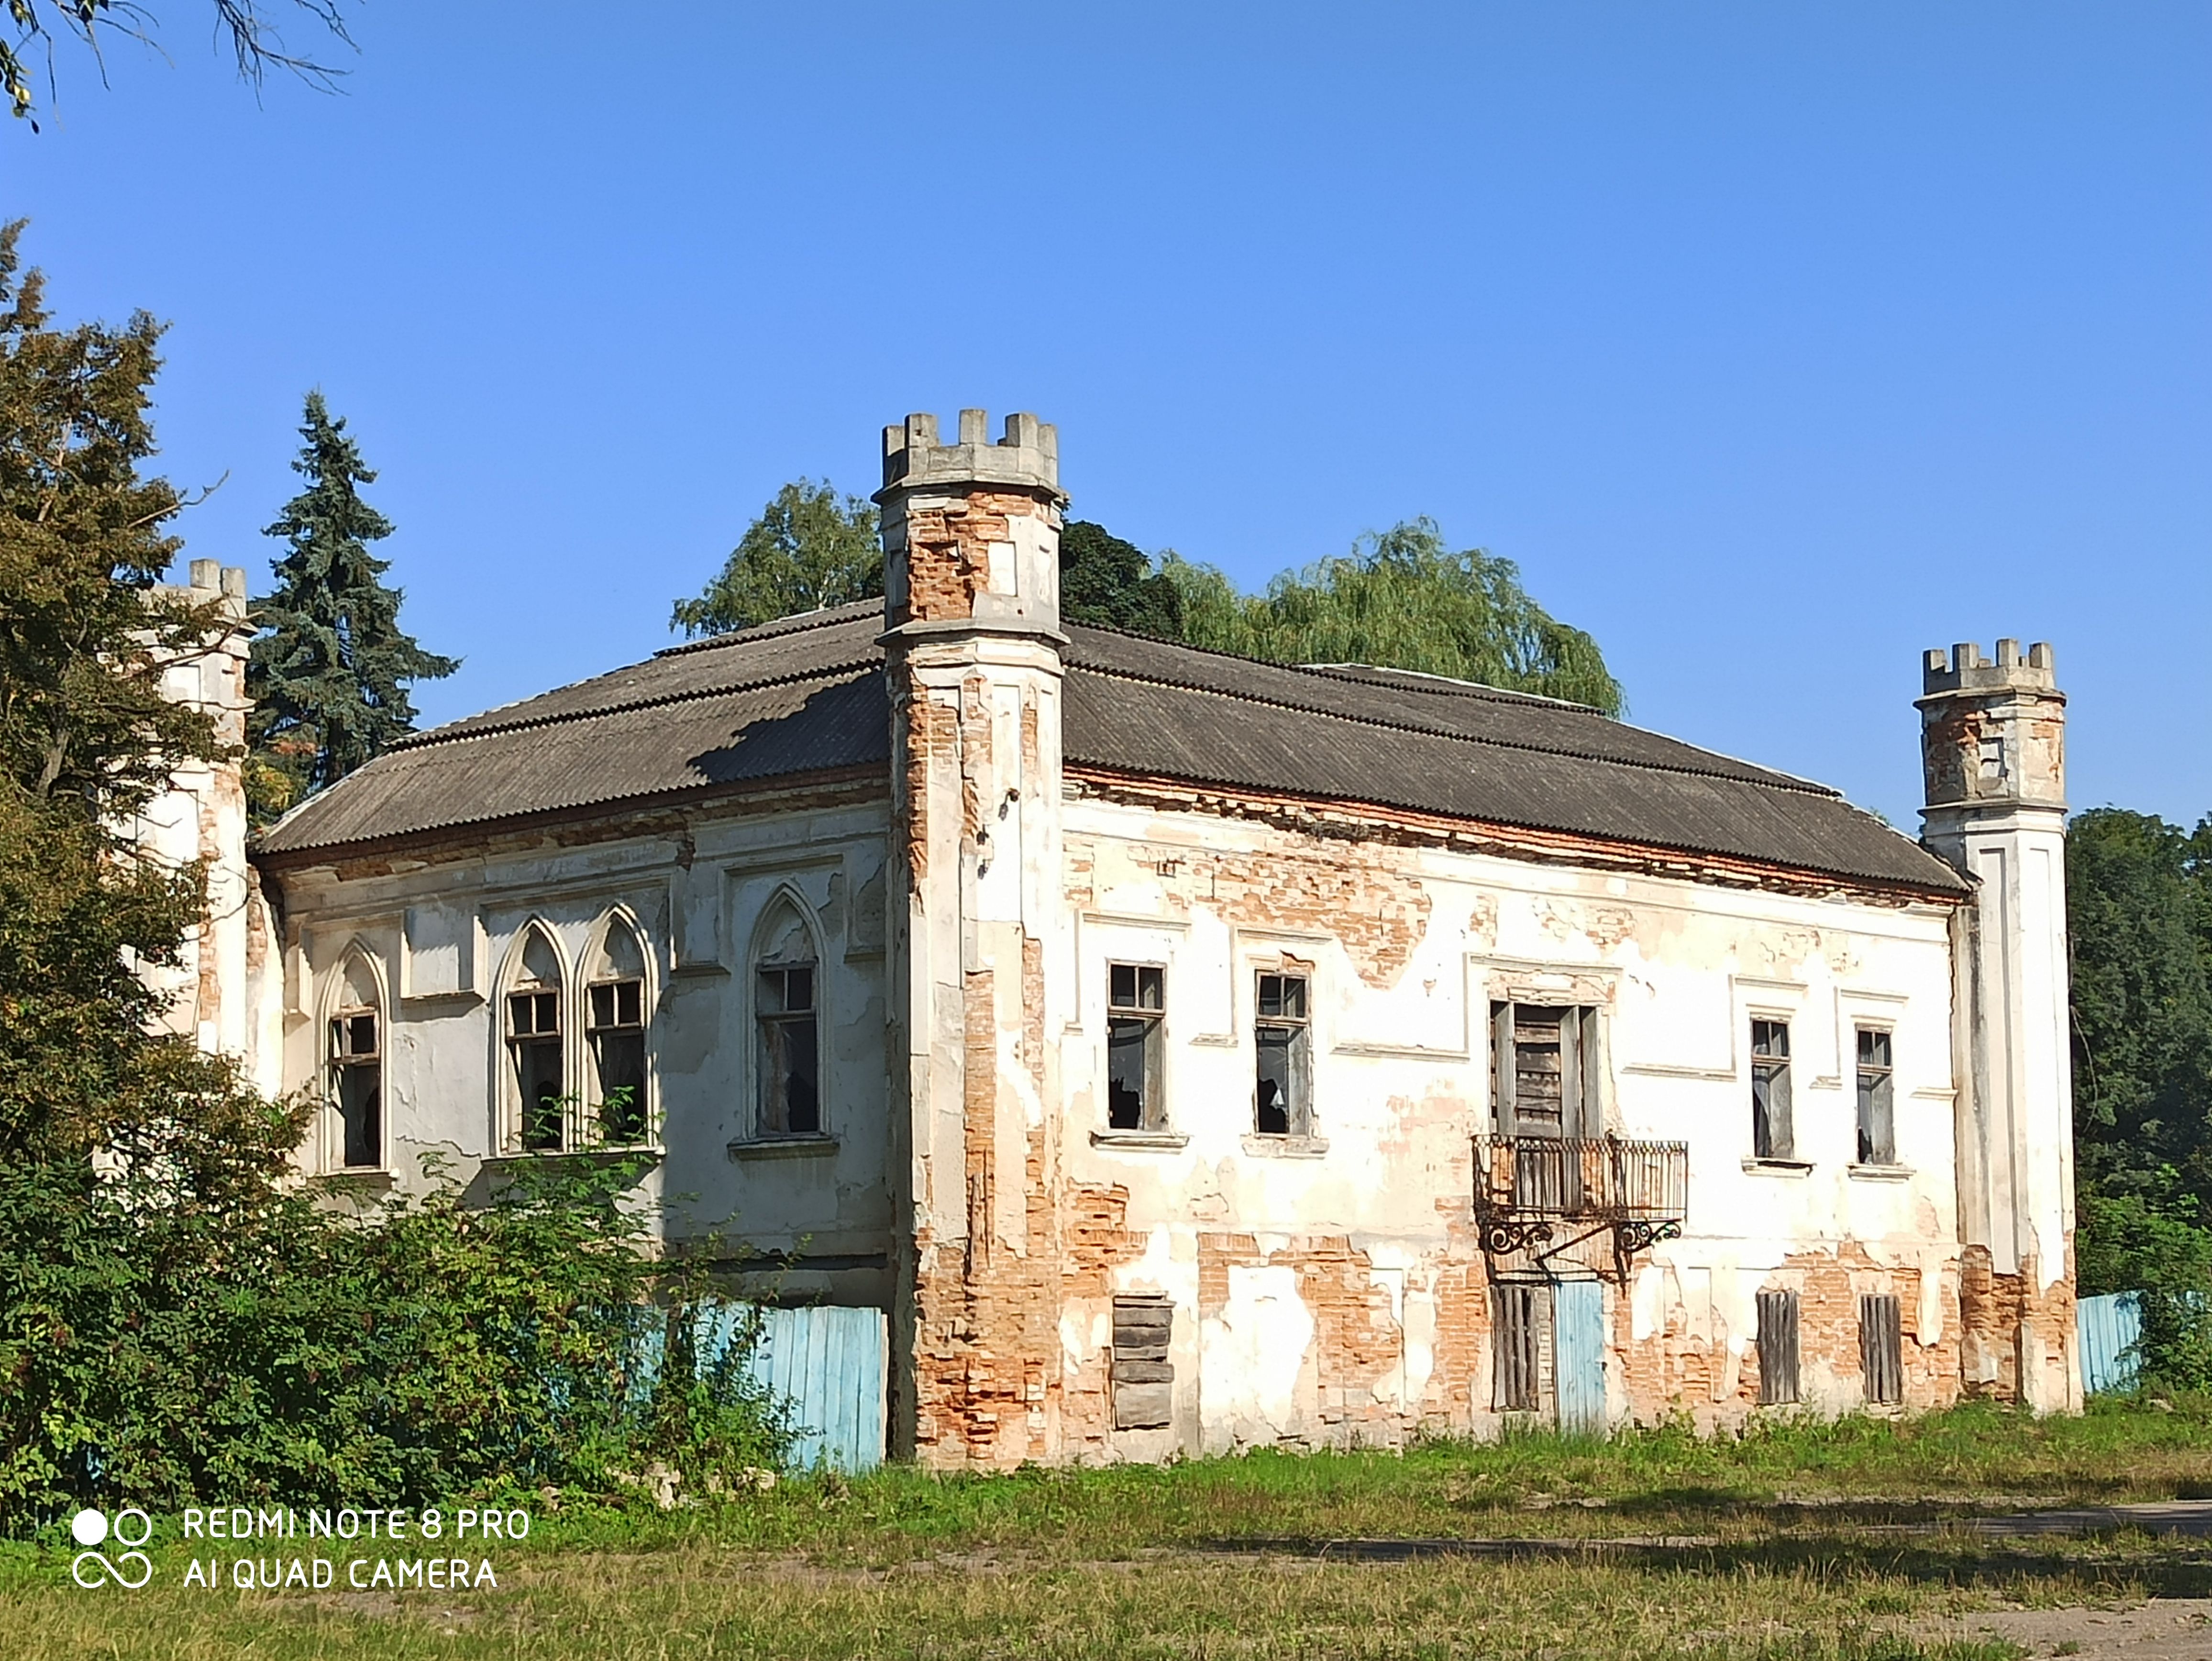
[670,479,882,638]
[1163,518,1624,715]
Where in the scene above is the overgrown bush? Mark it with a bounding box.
[0,1143,792,1529]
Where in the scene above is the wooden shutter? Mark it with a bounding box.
[1111,1295,1174,1429]
[1493,1283,1541,1412]
[1757,1290,1800,1406]
[1859,1294,1903,1405]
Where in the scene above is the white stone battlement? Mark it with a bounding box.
[1921,638,2057,696]
[878,409,1062,499]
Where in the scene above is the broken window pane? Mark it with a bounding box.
[1106,962,1165,1130]
[507,988,564,1152]
[329,1008,381,1170]
[1751,1018,1792,1160]
[759,963,821,1135]
[1254,971,1311,1136]
[1856,1027,1895,1164]
[588,975,648,1144]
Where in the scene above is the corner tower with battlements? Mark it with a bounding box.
[1918,639,2079,1410]
[877,410,1073,1467]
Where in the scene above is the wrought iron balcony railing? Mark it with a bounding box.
[1471,1134,1688,1262]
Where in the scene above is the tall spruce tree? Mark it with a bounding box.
[247,392,456,819]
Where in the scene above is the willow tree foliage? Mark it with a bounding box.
[671,480,882,638]
[1162,519,1624,715]
[4,1,353,128]
[246,393,456,821]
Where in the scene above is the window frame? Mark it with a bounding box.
[586,973,649,1146]
[327,1001,383,1172]
[1252,969,1312,1137]
[1854,1025,1897,1166]
[1490,1001,1602,1140]
[1106,961,1167,1133]
[1749,1017,1794,1162]
[755,958,822,1138]
[506,982,566,1153]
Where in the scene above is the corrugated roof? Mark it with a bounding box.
[255,603,1964,895]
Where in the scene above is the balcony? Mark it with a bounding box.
[1471,1135,1689,1268]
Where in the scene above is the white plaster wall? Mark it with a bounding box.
[265,797,895,1298]
[1060,794,1963,1451]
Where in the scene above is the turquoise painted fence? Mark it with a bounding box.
[1553,1280,1609,1435]
[2078,1291,2142,1396]
[644,1303,889,1473]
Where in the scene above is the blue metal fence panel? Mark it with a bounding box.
[2079,1291,2142,1395]
[1554,1280,1608,1436]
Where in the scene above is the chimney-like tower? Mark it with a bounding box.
[1918,639,2079,1411]
[876,410,1071,1468]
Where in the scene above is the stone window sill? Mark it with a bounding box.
[1847,1162,1913,1182]
[728,1134,841,1161]
[1242,1133,1330,1160]
[1742,1157,1813,1178]
[1090,1129,1189,1152]
[312,1167,398,1189]
[483,1146,664,1170]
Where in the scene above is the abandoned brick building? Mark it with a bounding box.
[177,409,2079,1465]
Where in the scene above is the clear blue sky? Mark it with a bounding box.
[11,2,2208,828]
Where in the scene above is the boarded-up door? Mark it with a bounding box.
[1553,1279,1607,1436]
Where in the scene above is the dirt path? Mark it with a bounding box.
[1936,1599,2212,1660]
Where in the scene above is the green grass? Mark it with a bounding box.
[7,1401,2211,1659]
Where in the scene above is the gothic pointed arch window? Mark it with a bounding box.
[584,913,652,1145]
[753,895,823,1138]
[504,924,568,1153]
[326,947,386,1171]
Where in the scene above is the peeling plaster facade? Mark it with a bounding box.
[169,412,2080,1466]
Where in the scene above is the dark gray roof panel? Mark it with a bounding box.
[255,604,1964,893]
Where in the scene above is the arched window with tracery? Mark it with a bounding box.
[327,948,385,1171]
[584,914,651,1145]
[504,924,567,1152]
[753,897,822,1138]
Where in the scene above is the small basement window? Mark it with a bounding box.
[1106,963,1165,1131]
[758,963,820,1135]
[1111,1294,1174,1430]
[1756,1289,1801,1406]
[508,987,564,1152]
[329,1007,381,1170]
[1750,1019,1793,1160]
[1254,971,1311,1136]
[1860,1292,1903,1406]
[1855,1028,1895,1165]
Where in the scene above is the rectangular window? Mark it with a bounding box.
[1860,1292,1903,1405]
[1491,1003,1598,1139]
[1750,1019,1793,1161]
[329,1008,381,1170]
[1254,971,1311,1136]
[1106,963,1165,1131]
[588,977,647,1144]
[758,963,820,1135]
[1855,1027,1895,1165]
[1110,1294,1174,1430]
[1493,1282,1544,1412]
[507,988,563,1152]
[1756,1289,1801,1406]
